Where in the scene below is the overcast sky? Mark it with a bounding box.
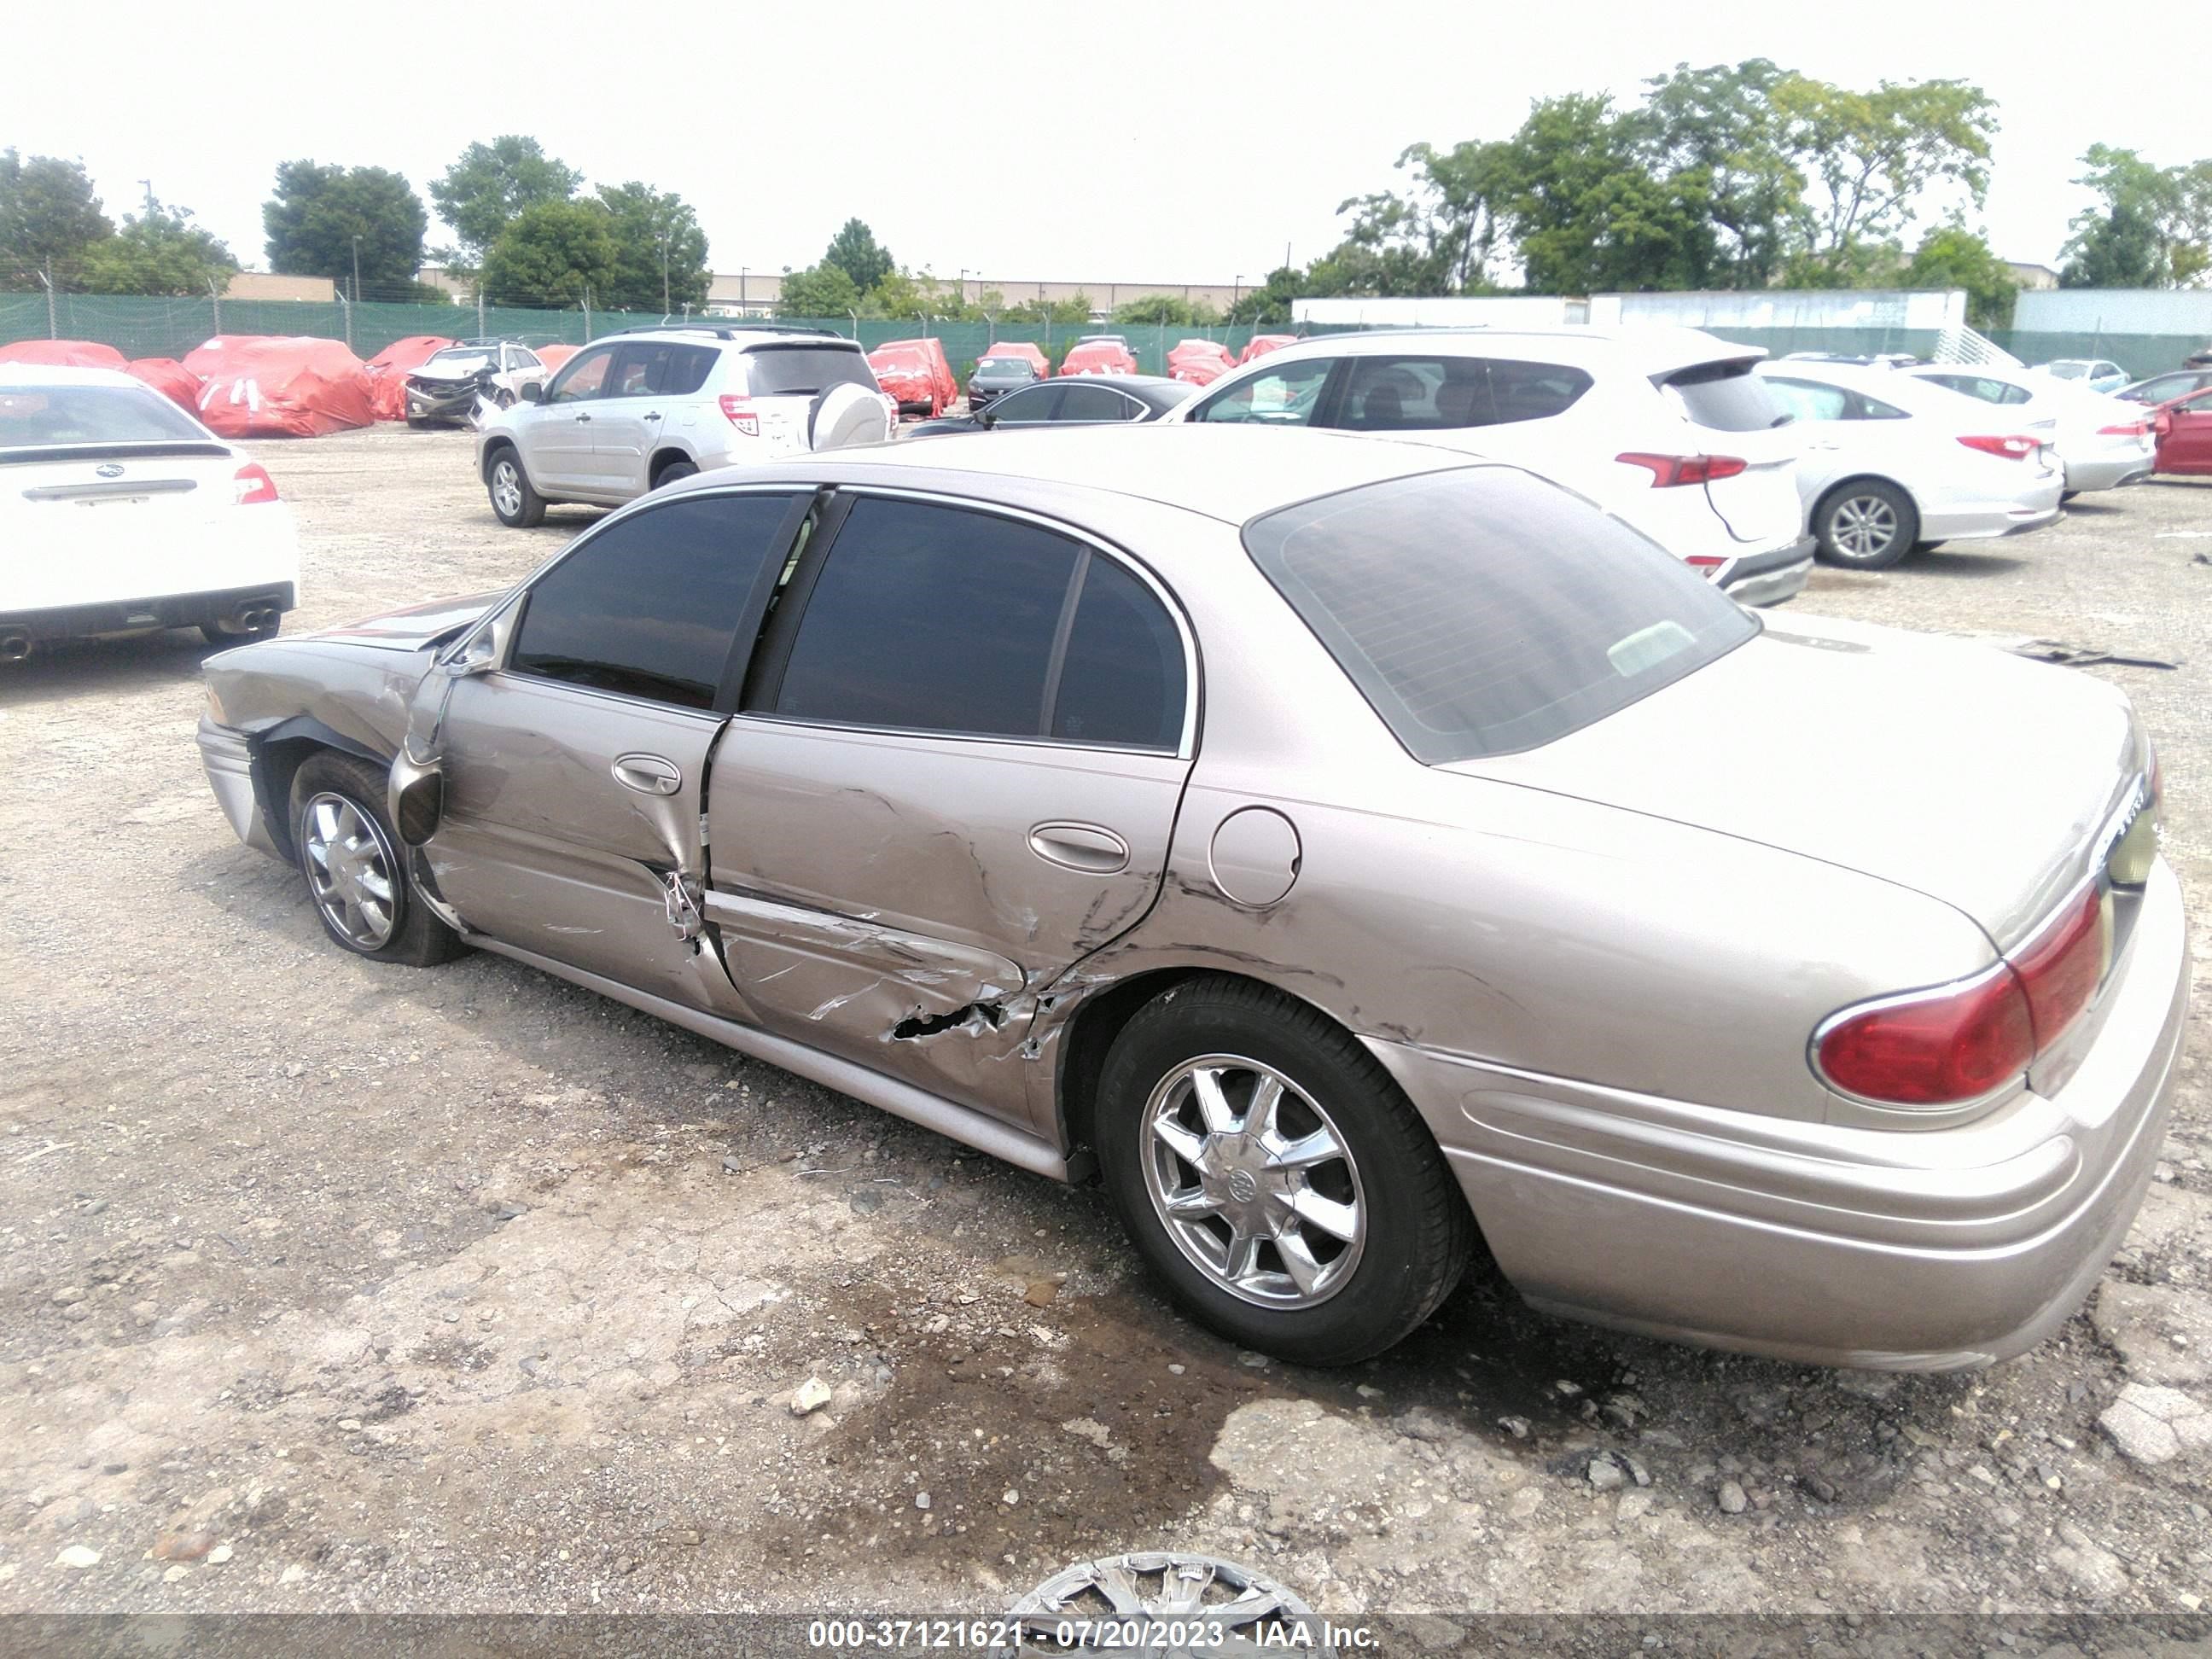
[12,0,2197,286]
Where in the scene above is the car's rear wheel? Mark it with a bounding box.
[652,457,698,489]
[1094,976,1472,1365]
[1813,480,1918,570]
[485,446,545,528]
[288,752,466,968]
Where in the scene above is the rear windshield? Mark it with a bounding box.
[742,346,878,397]
[0,384,207,446]
[1662,360,1787,432]
[1244,466,1758,764]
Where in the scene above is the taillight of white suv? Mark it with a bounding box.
[719,395,760,436]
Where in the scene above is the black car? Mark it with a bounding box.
[908,374,1195,438]
[967,353,1043,410]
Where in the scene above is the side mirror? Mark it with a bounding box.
[520,381,544,403]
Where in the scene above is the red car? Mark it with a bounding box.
[2152,386,2212,474]
[1238,333,1297,365]
[1167,339,1236,386]
[866,338,958,417]
[1060,338,1138,377]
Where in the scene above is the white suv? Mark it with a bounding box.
[1162,326,1812,605]
[476,326,894,528]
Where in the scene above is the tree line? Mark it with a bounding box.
[6,76,2210,323]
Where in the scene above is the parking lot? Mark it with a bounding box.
[0,424,2207,1623]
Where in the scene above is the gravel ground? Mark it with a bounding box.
[1,427,2208,1627]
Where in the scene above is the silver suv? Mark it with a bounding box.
[476,325,894,527]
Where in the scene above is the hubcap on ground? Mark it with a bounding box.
[492,462,521,517]
[302,792,398,949]
[1139,1053,1366,1309]
[1831,494,1898,558]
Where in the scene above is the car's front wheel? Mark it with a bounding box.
[485,446,545,528]
[1095,976,1473,1365]
[289,752,466,967]
[1813,479,1918,570]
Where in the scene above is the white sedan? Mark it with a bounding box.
[0,364,299,661]
[1754,361,2064,570]
[1903,365,2157,498]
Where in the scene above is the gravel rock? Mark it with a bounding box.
[914,1492,932,1511]
[1587,1458,1627,1492]
[2098,1382,2212,1466]
[2092,1282,2212,1386]
[790,1377,834,1417]
[1716,1481,1749,1515]
[54,1545,101,1569]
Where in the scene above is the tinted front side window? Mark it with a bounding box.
[511,493,795,709]
[769,498,1080,737]
[1193,359,1332,426]
[742,346,876,396]
[1057,382,1142,422]
[1245,467,1758,764]
[1050,556,1185,749]
[1662,361,1783,432]
[991,385,1062,422]
[549,348,613,402]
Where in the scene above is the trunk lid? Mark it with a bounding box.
[1451,612,2144,949]
[3,441,241,516]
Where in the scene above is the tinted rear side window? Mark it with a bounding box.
[1245,467,1758,764]
[1050,556,1185,749]
[1337,356,1593,432]
[511,493,795,709]
[1662,361,1784,432]
[767,498,1080,738]
[742,346,877,396]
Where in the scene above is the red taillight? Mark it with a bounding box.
[2011,884,2106,1050]
[231,463,278,504]
[1815,966,2035,1106]
[2098,420,2149,438]
[1684,554,1729,579]
[718,394,759,435]
[1956,434,2040,461]
[1816,881,2112,1106]
[1615,451,1749,486]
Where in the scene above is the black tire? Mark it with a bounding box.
[405,416,433,430]
[652,457,698,489]
[1912,539,1947,554]
[288,752,467,968]
[484,445,545,528]
[1812,478,1918,570]
[1094,976,1473,1365]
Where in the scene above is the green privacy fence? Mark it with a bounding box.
[5,291,2203,382]
[0,291,1277,376]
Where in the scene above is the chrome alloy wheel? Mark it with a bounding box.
[1139,1054,1366,1309]
[1829,492,1901,560]
[301,792,399,949]
[490,457,523,519]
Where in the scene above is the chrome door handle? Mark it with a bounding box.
[611,753,682,795]
[1028,822,1130,874]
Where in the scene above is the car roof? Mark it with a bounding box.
[598,325,860,351]
[0,364,145,389]
[1234,323,1762,378]
[667,422,1473,525]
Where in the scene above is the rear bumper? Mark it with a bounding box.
[2,581,296,645]
[1717,536,1814,607]
[2064,453,2154,493]
[1368,857,2188,1371]
[1923,494,2064,541]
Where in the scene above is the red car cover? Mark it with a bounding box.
[125,358,201,410]
[536,342,582,373]
[363,335,455,422]
[867,338,958,415]
[980,341,1050,379]
[1238,334,1297,364]
[0,339,130,370]
[186,335,377,439]
[1167,339,1236,386]
[1061,340,1138,377]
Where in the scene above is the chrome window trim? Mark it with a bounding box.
[748,482,1202,761]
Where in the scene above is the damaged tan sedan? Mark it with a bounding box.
[197,426,2186,1370]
